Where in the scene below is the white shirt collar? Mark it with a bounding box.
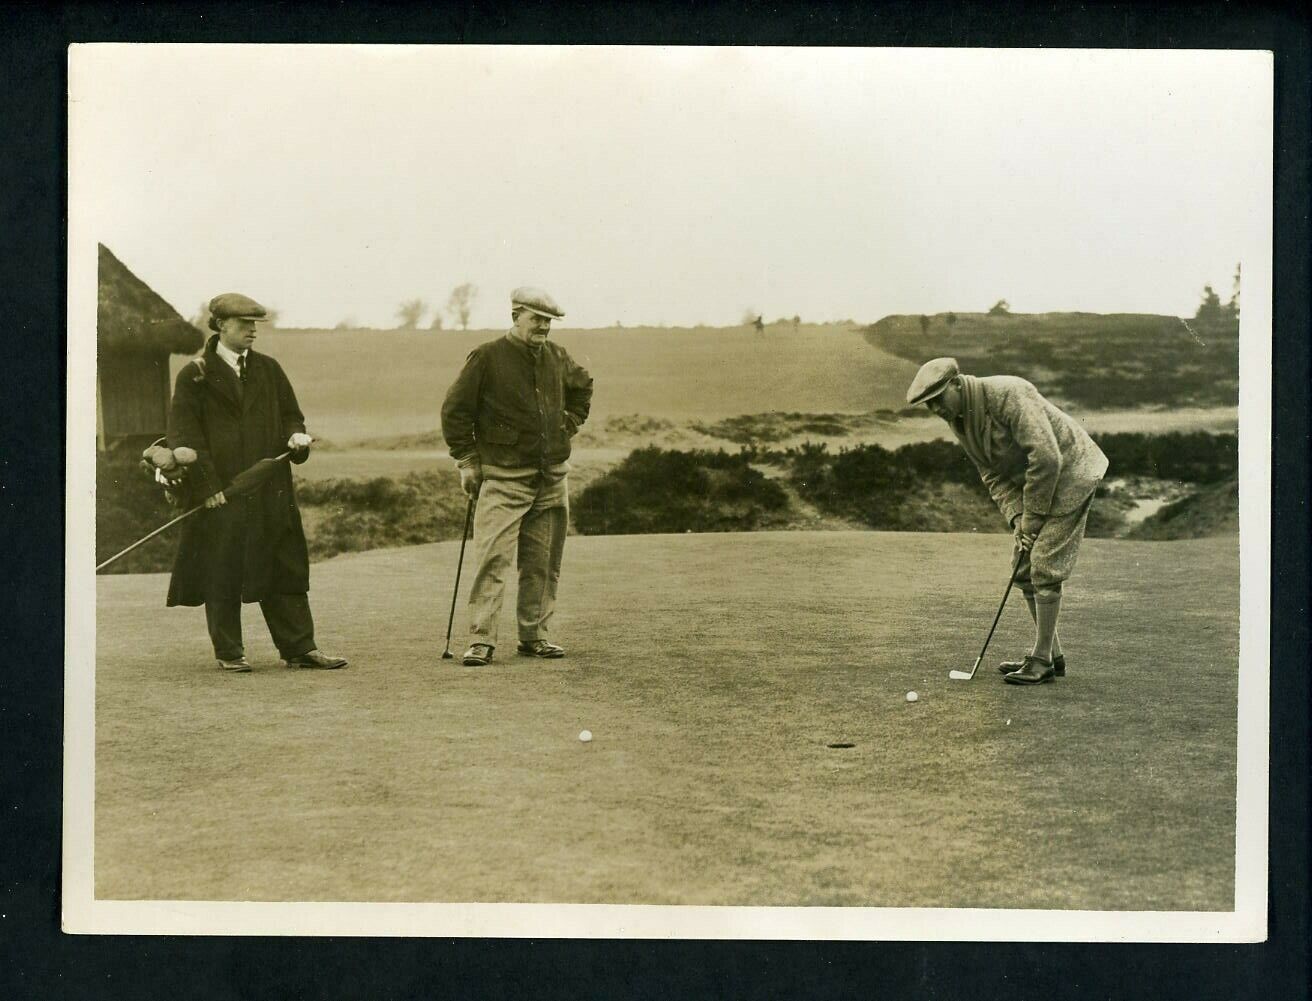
[214,339,247,374]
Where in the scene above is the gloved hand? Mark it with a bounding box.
[459,462,483,498]
[288,432,313,463]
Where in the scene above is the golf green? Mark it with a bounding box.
[92,530,1239,909]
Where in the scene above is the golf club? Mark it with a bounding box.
[441,495,477,659]
[948,548,1025,681]
[96,450,293,573]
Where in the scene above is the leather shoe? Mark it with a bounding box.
[462,643,494,666]
[517,639,565,658]
[283,649,348,670]
[1003,655,1056,685]
[216,656,252,673]
[999,653,1066,677]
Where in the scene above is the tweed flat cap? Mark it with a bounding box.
[208,293,269,321]
[511,286,565,320]
[906,357,961,405]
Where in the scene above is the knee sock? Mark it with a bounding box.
[1033,592,1062,664]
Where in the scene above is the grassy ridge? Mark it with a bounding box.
[216,324,918,444]
[866,311,1239,409]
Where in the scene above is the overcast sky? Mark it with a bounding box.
[70,46,1270,329]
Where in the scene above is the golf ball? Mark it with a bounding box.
[578,730,593,743]
[906,691,919,703]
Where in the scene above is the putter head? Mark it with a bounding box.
[948,656,983,681]
[441,650,454,660]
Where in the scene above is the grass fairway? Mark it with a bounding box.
[95,532,1238,909]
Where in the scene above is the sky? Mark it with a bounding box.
[69,46,1270,329]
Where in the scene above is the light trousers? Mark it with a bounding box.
[466,466,569,648]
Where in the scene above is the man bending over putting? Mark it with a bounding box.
[906,357,1108,685]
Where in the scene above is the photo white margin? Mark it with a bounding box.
[62,44,1273,942]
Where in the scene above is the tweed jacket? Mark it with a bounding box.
[951,375,1108,525]
[441,333,593,470]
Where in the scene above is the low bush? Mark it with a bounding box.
[1091,432,1237,484]
[96,449,178,574]
[574,447,789,535]
[778,431,1236,533]
[297,472,470,560]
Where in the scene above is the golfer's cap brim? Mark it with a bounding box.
[908,380,952,406]
[515,304,565,320]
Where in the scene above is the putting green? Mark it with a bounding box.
[92,530,1239,908]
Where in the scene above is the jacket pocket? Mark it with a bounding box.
[482,424,519,445]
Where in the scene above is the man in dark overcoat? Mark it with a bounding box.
[166,292,347,673]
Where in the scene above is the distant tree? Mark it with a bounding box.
[754,315,765,335]
[919,314,931,335]
[395,299,427,329]
[791,314,801,332]
[334,317,358,331]
[1194,284,1226,325]
[447,283,478,331]
[1227,262,1241,320]
[740,307,759,327]
[988,299,1011,317]
[946,311,957,330]
[429,312,444,331]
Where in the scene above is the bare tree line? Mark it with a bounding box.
[392,283,479,331]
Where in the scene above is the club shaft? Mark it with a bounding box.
[95,504,204,572]
[96,449,297,573]
[444,497,476,651]
[974,552,1024,663]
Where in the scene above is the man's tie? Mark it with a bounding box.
[237,354,248,384]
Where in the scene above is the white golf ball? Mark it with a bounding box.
[906,691,919,703]
[578,730,593,743]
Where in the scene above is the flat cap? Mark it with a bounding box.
[208,293,269,322]
[511,286,565,320]
[905,356,961,405]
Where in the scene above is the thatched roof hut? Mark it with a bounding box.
[97,244,205,449]
[98,243,204,356]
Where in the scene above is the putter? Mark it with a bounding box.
[441,495,477,659]
[948,549,1024,681]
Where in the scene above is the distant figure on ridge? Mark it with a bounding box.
[753,315,765,336]
[906,357,1108,686]
[441,287,594,667]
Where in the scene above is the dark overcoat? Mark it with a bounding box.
[165,335,311,606]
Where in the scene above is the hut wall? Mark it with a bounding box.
[99,350,171,444]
